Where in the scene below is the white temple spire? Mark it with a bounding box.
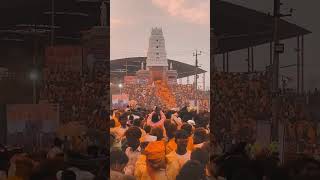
[146,27,168,67]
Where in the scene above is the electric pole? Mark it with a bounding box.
[193,50,202,112]
[272,0,292,164]
[272,0,280,92]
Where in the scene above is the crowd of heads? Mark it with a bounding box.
[211,71,320,165]
[122,84,161,110]
[109,104,320,180]
[0,136,109,180]
[41,62,109,129]
[121,82,209,111]
[110,106,211,180]
[212,72,271,144]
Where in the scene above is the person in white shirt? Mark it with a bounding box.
[47,138,63,159]
[123,126,143,176]
[110,149,135,180]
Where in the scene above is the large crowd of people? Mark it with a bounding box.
[110,105,211,180]
[109,104,320,180]
[0,136,108,180]
[122,84,161,110]
[121,83,209,111]
[41,63,109,130]
[212,71,320,158]
[3,59,320,180]
[212,72,271,145]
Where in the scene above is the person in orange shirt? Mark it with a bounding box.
[134,141,168,180]
[112,111,122,127]
[165,123,178,154]
[113,115,129,140]
[166,130,192,180]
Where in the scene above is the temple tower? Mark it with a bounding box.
[136,28,177,84]
[146,27,168,67]
[146,27,168,81]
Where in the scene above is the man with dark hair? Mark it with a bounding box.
[193,128,208,149]
[176,160,205,180]
[132,118,141,127]
[132,118,146,138]
[166,129,191,179]
[110,149,134,180]
[150,127,164,141]
[125,126,142,140]
[113,115,129,140]
[144,125,151,134]
[181,123,194,151]
[191,148,210,177]
[122,126,143,176]
[165,122,178,154]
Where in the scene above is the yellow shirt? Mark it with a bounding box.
[165,138,177,155]
[112,116,121,127]
[134,155,169,180]
[166,151,191,180]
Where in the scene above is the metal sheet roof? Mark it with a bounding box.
[0,0,104,44]
[212,0,311,54]
[110,57,206,80]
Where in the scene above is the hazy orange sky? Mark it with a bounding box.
[110,0,210,89]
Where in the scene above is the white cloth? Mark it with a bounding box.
[143,134,157,142]
[187,120,196,126]
[193,143,204,149]
[124,147,141,176]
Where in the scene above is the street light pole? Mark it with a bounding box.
[193,50,201,113]
[119,84,123,95]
